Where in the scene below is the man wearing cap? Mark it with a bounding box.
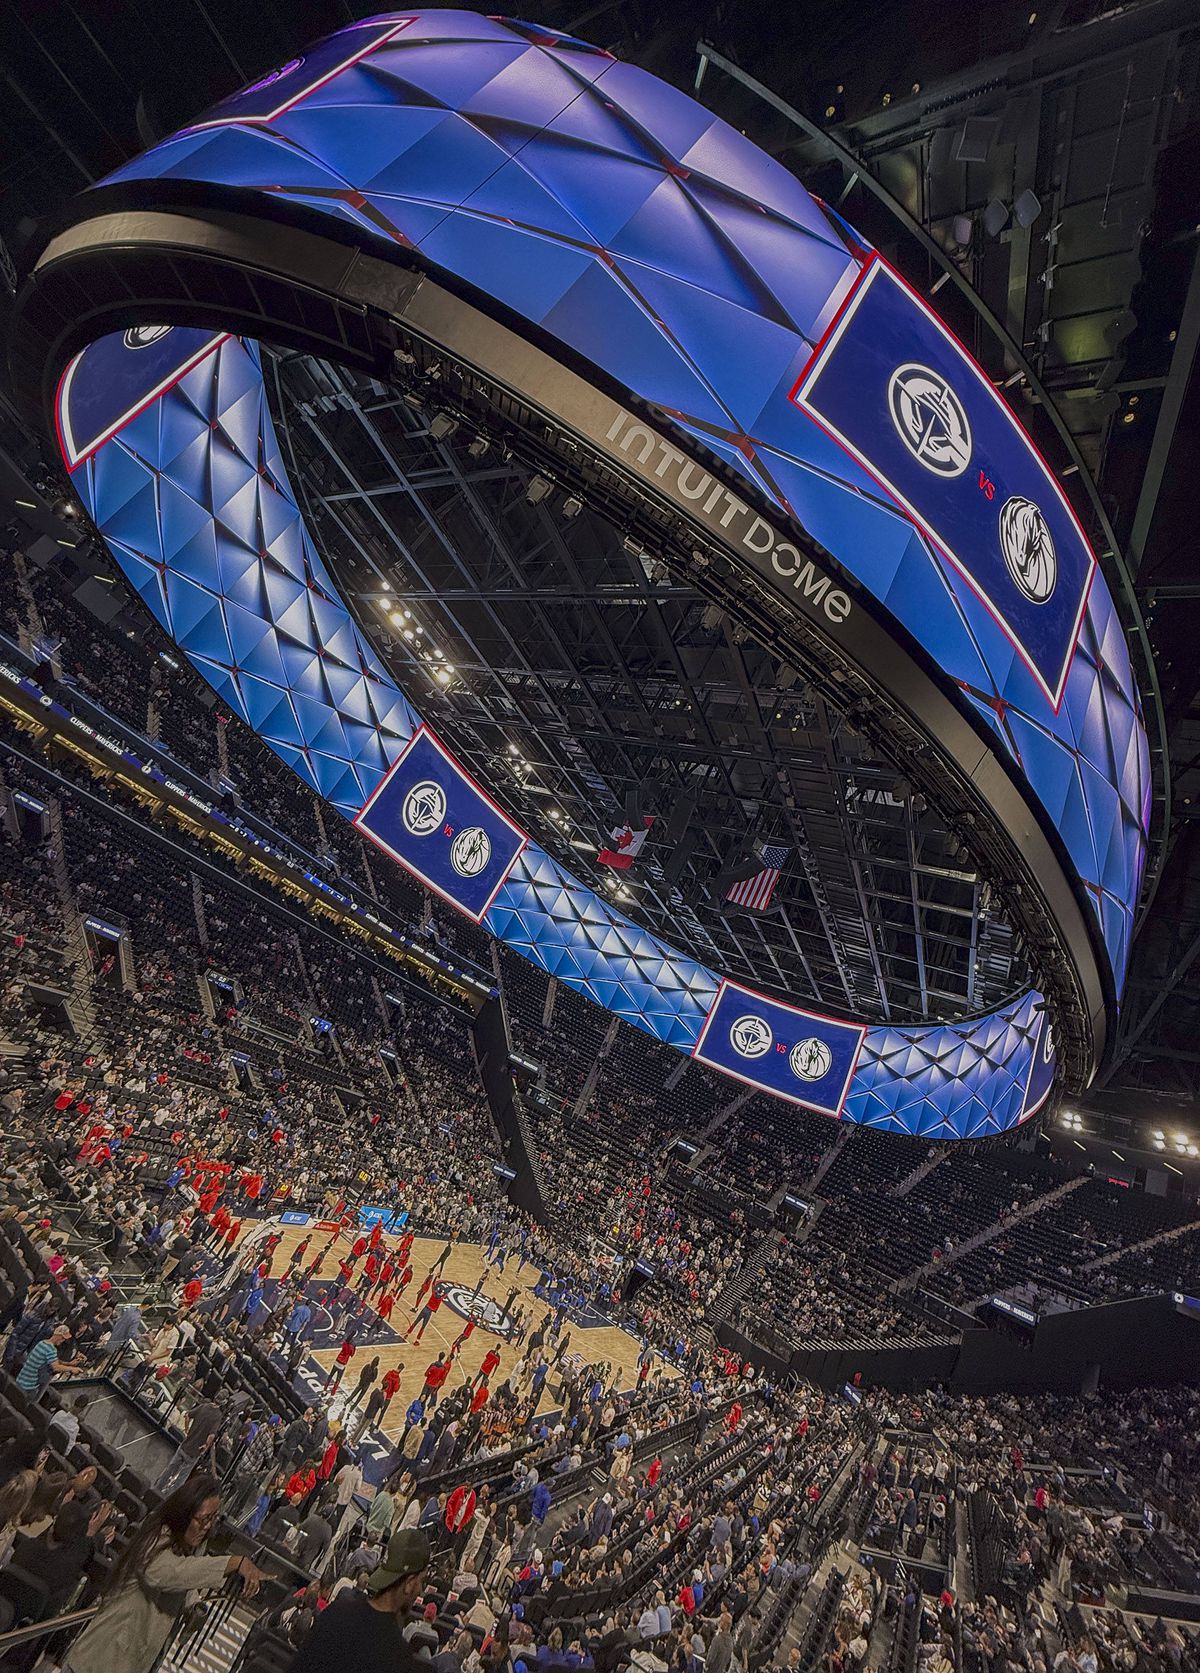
[289,1527,432,1670]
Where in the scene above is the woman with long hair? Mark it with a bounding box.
[0,1468,39,1568]
[61,1472,267,1673]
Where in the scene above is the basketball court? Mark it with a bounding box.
[220,1222,673,1452]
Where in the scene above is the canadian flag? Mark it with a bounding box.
[597,815,654,870]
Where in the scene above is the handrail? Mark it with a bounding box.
[0,1604,97,1653]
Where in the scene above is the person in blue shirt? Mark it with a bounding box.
[243,1278,265,1326]
[402,1396,424,1439]
[531,1480,552,1523]
[284,1298,312,1370]
[17,1324,74,1396]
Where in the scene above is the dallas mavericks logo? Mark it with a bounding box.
[123,325,174,350]
[998,496,1057,603]
[450,826,492,878]
[888,364,973,477]
[730,1015,772,1059]
[401,780,446,837]
[789,1037,833,1082]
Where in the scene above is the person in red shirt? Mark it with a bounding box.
[405,1286,442,1343]
[450,1316,476,1356]
[181,1277,204,1309]
[470,1382,489,1415]
[326,1337,356,1394]
[474,1347,501,1388]
[380,1365,402,1409]
[287,1463,317,1501]
[408,1271,433,1315]
[224,1218,242,1251]
[368,1222,383,1251]
[374,1260,394,1299]
[350,1235,368,1262]
[397,1266,413,1296]
[377,1290,397,1326]
[360,1254,380,1294]
[422,1354,450,1409]
[646,1457,662,1489]
[337,1258,354,1287]
[726,1400,742,1434]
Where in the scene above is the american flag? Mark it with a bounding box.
[725,844,791,912]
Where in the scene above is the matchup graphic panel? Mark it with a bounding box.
[354,725,527,923]
[793,260,1095,709]
[692,979,866,1117]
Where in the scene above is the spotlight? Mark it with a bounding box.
[525,476,552,505]
[428,413,459,441]
[561,495,583,520]
[467,436,490,459]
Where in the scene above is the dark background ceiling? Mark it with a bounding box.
[1,0,1199,1112]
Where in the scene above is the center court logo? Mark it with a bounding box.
[998,495,1057,603]
[450,826,492,878]
[401,780,446,836]
[789,1037,833,1082]
[439,1283,515,1339]
[888,363,973,477]
[730,1015,772,1059]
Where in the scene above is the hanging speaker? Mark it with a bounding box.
[663,794,696,847]
[954,117,998,164]
[1014,189,1042,227]
[927,127,955,177]
[715,851,763,890]
[662,828,700,886]
[984,198,1010,237]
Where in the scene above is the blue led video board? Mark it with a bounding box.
[89,10,1149,994]
[35,11,1156,1136]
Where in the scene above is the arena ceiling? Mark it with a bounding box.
[2,0,1200,1094]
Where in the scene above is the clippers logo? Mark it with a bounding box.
[887,363,973,477]
[450,826,492,878]
[789,1037,833,1082]
[998,496,1057,604]
[730,1015,773,1059]
[123,325,174,350]
[401,780,446,837]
